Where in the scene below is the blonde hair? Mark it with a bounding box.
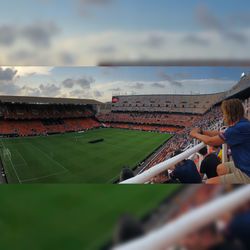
[221,99,245,125]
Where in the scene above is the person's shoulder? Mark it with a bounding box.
[183,159,197,168]
[236,118,250,130]
[224,122,240,135]
[237,118,250,126]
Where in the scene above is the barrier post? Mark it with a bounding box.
[222,144,228,163]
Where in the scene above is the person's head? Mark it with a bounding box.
[120,167,134,182]
[221,99,245,126]
[210,145,220,152]
[199,147,208,156]
[113,214,144,246]
[170,150,185,173]
[172,150,182,157]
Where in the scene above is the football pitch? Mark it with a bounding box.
[0,128,172,183]
[0,185,180,250]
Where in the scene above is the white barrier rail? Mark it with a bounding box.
[114,185,250,250]
[120,142,205,184]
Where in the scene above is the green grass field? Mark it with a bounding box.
[0,128,171,183]
[0,185,180,250]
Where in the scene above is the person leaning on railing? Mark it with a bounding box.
[190,99,250,184]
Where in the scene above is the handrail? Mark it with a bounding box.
[120,142,205,184]
[113,186,250,250]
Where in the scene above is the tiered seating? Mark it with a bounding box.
[98,112,200,127]
[111,93,224,114]
[105,122,181,133]
[0,101,101,137]
[0,118,101,137]
[64,118,101,132]
[2,103,93,120]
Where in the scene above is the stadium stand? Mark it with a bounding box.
[98,112,199,128]
[0,96,102,137]
[109,93,225,114]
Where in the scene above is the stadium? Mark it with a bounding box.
[0,73,249,184]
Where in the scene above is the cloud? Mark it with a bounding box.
[0,67,20,95]
[0,67,18,81]
[76,76,95,89]
[0,82,20,95]
[39,83,61,96]
[94,45,117,54]
[61,76,94,89]
[0,67,54,96]
[8,50,41,64]
[93,90,102,97]
[2,28,250,66]
[174,72,192,79]
[13,67,53,77]
[19,85,41,96]
[77,0,113,16]
[224,31,248,44]
[177,78,236,94]
[62,78,75,88]
[59,52,76,65]
[151,82,165,88]
[195,4,248,44]
[196,5,223,31]
[0,22,60,49]
[158,71,183,87]
[143,32,167,48]
[109,87,121,92]
[22,22,60,47]
[0,25,17,46]
[129,82,144,89]
[69,89,90,98]
[182,34,210,46]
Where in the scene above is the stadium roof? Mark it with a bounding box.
[0,95,102,105]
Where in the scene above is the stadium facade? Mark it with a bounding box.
[109,73,250,114]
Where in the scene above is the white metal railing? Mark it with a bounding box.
[120,142,205,184]
[113,185,250,250]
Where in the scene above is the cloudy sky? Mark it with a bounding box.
[0,66,248,102]
[0,0,250,65]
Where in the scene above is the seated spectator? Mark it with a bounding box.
[120,167,134,182]
[199,146,208,156]
[113,214,144,246]
[199,148,221,179]
[170,151,202,183]
[190,99,250,184]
